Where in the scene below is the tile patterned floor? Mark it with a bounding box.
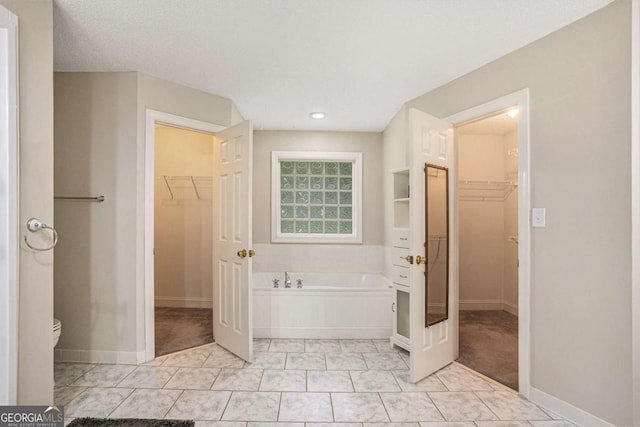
[54,339,576,427]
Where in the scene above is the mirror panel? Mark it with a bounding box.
[425,164,449,327]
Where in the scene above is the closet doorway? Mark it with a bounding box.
[456,109,520,390]
[153,124,215,356]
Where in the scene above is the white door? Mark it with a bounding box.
[213,120,254,362]
[408,108,456,382]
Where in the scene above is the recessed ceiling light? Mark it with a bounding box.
[507,108,519,118]
[310,112,327,120]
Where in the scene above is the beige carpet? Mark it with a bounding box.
[457,310,518,390]
[154,307,213,356]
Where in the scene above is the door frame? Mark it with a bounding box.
[445,88,531,397]
[143,109,224,362]
[0,5,19,405]
[632,0,639,423]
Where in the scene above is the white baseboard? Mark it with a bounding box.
[530,387,615,427]
[155,296,212,308]
[54,348,140,365]
[503,301,518,316]
[254,326,392,339]
[459,299,504,311]
[459,299,519,315]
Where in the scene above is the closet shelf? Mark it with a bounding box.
[458,179,517,201]
[160,175,213,201]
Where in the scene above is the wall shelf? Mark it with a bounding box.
[458,179,517,201]
[393,168,411,229]
[160,175,213,201]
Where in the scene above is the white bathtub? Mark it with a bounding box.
[252,272,394,339]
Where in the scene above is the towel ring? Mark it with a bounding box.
[24,218,58,251]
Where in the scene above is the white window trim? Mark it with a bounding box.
[271,151,363,244]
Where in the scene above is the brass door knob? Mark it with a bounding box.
[249,250,256,257]
[416,255,427,265]
[405,255,414,264]
[237,249,247,258]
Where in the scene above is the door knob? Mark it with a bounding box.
[237,249,247,258]
[249,249,255,257]
[416,255,427,265]
[405,255,414,264]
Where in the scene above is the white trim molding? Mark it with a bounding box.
[458,299,518,315]
[144,109,224,362]
[54,349,142,365]
[530,387,615,427]
[0,5,19,405]
[446,88,532,398]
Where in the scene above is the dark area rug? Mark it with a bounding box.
[67,418,193,427]
[457,310,518,390]
[155,307,213,356]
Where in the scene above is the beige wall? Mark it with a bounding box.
[456,132,519,312]
[154,125,214,307]
[230,103,245,126]
[54,72,236,360]
[54,73,139,357]
[252,131,384,245]
[458,134,506,305]
[405,1,632,424]
[1,0,54,404]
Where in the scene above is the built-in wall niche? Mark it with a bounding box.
[392,167,410,228]
[271,151,363,244]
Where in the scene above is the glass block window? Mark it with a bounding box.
[271,151,363,243]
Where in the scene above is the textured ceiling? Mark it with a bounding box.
[53,0,612,131]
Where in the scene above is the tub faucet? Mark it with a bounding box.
[296,278,303,288]
[272,278,280,288]
[284,271,291,288]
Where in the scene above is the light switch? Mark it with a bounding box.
[532,208,546,227]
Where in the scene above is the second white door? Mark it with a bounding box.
[213,120,254,362]
[409,108,457,382]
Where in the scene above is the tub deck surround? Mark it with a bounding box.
[55,339,569,425]
[254,272,391,289]
[253,273,394,339]
[251,244,385,274]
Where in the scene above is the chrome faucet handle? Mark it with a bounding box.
[284,271,291,288]
[296,279,303,288]
[272,278,280,288]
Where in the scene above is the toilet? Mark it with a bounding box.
[53,318,61,347]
